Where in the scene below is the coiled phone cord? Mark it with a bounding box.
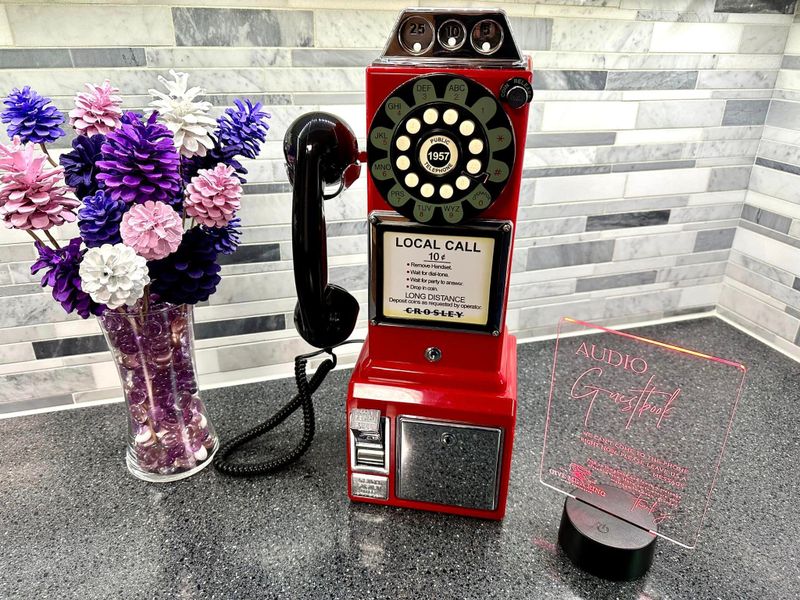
[213,339,363,477]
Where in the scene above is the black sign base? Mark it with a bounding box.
[558,485,657,581]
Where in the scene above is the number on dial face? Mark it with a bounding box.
[367,74,516,225]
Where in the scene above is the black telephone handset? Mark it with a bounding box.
[284,112,361,349]
[214,112,362,477]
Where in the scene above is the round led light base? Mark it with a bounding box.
[558,485,657,582]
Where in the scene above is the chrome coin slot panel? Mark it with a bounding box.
[350,409,390,475]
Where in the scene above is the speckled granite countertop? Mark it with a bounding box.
[1,317,798,600]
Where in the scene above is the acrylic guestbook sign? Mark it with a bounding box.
[540,318,746,548]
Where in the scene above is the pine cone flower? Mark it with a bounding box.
[201,217,241,255]
[1,86,66,145]
[148,227,221,305]
[96,112,182,207]
[149,70,216,159]
[59,134,105,199]
[181,140,248,184]
[120,200,183,260]
[31,238,106,319]
[184,163,241,227]
[216,98,271,160]
[69,80,123,137]
[77,189,126,248]
[0,140,78,230]
[79,243,150,309]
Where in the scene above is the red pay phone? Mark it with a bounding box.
[216,8,532,520]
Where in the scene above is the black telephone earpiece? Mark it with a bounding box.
[284,112,361,349]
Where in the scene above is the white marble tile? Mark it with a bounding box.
[679,283,721,308]
[697,70,778,89]
[636,100,726,128]
[0,6,11,45]
[719,282,799,339]
[0,365,94,403]
[782,23,800,54]
[0,342,35,365]
[534,6,636,20]
[745,190,800,220]
[613,231,697,260]
[749,165,800,204]
[616,127,705,145]
[757,139,800,165]
[716,54,784,69]
[777,69,800,92]
[626,167,711,197]
[523,146,598,167]
[733,227,800,274]
[551,19,653,52]
[739,24,790,54]
[650,23,743,53]
[314,10,399,48]
[145,48,291,68]
[542,101,638,131]
[534,172,628,204]
[5,4,174,46]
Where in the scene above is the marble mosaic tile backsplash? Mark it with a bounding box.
[0,0,798,412]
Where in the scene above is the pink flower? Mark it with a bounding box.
[69,80,123,137]
[0,139,78,230]
[120,200,183,260]
[184,163,242,227]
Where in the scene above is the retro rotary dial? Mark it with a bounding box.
[368,74,515,225]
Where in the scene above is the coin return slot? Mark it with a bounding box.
[350,409,390,475]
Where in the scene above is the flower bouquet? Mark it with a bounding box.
[0,72,271,481]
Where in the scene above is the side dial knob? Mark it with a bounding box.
[500,77,533,109]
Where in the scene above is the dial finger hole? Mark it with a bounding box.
[423,108,439,124]
[466,159,482,174]
[396,156,411,171]
[459,120,475,136]
[420,183,435,198]
[405,118,421,134]
[456,175,471,190]
[439,184,454,199]
[405,173,419,187]
[396,135,411,151]
[443,108,459,125]
[468,139,484,154]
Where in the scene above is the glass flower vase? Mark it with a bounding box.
[98,302,219,482]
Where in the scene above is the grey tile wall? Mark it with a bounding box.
[0,0,797,412]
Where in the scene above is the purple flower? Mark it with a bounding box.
[148,228,221,305]
[77,189,127,248]
[96,112,182,207]
[30,238,105,318]
[59,134,105,199]
[216,98,271,160]
[1,87,66,145]
[181,139,248,184]
[200,217,241,255]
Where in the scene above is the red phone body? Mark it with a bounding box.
[346,11,532,520]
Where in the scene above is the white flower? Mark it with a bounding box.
[79,244,150,309]
[149,70,216,159]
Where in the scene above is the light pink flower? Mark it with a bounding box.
[184,163,242,227]
[120,200,183,260]
[69,80,123,137]
[0,139,78,231]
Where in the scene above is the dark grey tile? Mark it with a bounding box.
[243,183,292,195]
[781,55,800,70]
[522,165,611,178]
[794,277,800,292]
[612,160,696,173]
[694,228,737,252]
[0,49,71,68]
[33,335,107,360]
[173,7,313,47]
[532,70,607,91]
[526,132,616,148]
[217,243,281,266]
[786,305,800,320]
[708,166,752,191]
[576,270,657,293]
[70,48,146,68]
[606,71,698,91]
[291,49,378,67]
[795,325,800,346]
[715,0,796,13]
[0,394,73,415]
[507,17,552,51]
[722,99,770,126]
[586,210,671,231]
[742,204,792,234]
[755,157,800,176]
[194,314,285,340]
[527,240,615,270]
